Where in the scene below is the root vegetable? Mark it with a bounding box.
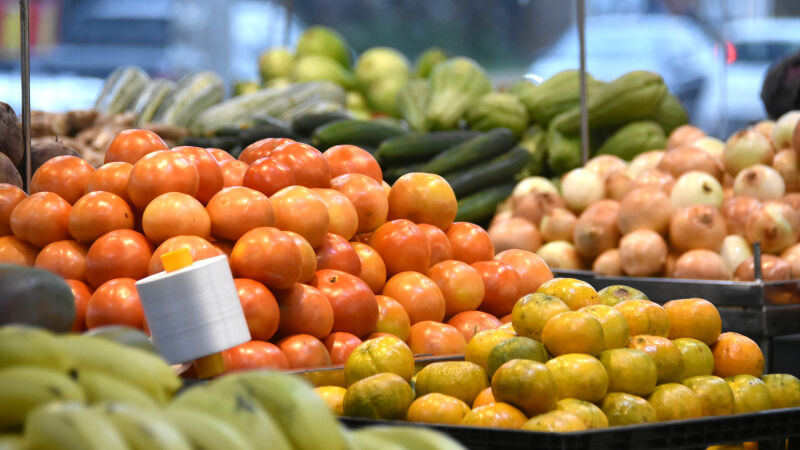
[670,171,724,208]
[657,146,723,181]
[723,128,775,176]
[619,229,668,277]
[585,155,628,181]
[667,124,705,149]
[627,150,664,178]
[733,164,785,201]
[744,201,800,254]
[513,191,566,227]
[618,187,673,235]
[511,176,559,205]
[669,205,726,253]
[561,168,605,213]
[691,136,725,161]
[572,200,620,259]
[772,110,800,149]
[772,149,800,192]
[593,248,622,276]
[721,196,760,236]
[672,249,731,280]
[780,243,800,279]
[539,207,577,243]
[635,168,675,193]
[720,235,753,273]
[536,241,583,270]
[488,217,542,253]
[734,255,791,281]
[606,170,637,201]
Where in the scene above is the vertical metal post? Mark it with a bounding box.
[577,0,589,165]
[754,242,763,282]
[19,0,31,192]
[283,0,294,47]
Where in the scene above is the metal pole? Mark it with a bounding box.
[283,0,294,47]
[577,0,589,165]
[753,242,763,282]
[19,0,31,191]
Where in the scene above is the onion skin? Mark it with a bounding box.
[733,164,786,201]
[618,186,674,235]
[667,125,705,149]
[772,111,800,150]
[627,151,665,178]
[734,254,791,281]
[663,253,679,278]
[721,196,761,236]
[657,146,723,181]
[754,120,775,141]
[572,200,620,259]
[606,170,637,201]
[723,128,775,176]
[635,168,675,193]
[670,171,724,208]
[488,217,542,253]
[672,249,732,280]
[669,205,727,253]
[772,149,800,192]
[585,155,628,181]
[619,229,668,277]
[536,241,584,270]
[744,201,800,255]
[593,248,622,276]
[512,176,559,205]
[562,168,606,213]
[490,210,513,228]
[780,243,800,279]
[794,119,800,154]
[720,234,754,274]
[539,207,577,243]
[513,191,566,227]
[691,136,725,161]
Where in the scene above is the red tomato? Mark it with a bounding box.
[277,334,332,369]
[270,141,331,188]
[141,192,211,245]
[242,157,295,197]
[34,240,88,281]
[234,278,280,341]
[148,235,220,275]
[382,271,446,324]
[66,279,92,332]
[407,321,467,356]
[369,219,430,276]
[238,138,294,165]
[418,223,453,267]
[374,295,411,342]
[85,162,134,204]
[316,233,361,275]
[85,229,153,288]
[495,249,554,296]
[275,283,334,339]
[311,188,358,240]
[0,184,27,236]
[500,313,513,324]
[126,150,199,210]
[284,231,317,283]
[69,191,135,243]
[322,145,382,183]
[447,311,502,342]
[206,148,234,162]
[351,242,387,294]
[85,278,144,329]
[388,173,457,231]
[223,340,289,372]
[220,160,248,187]
[0,236,38,266]
[324,332,363,364]
[30,155,95,205]
[231,227,301,289]
[213,240,234,261]
[472,261,521,318]
[270,186,329,248]
[311,269,379,339]
[329,174,388,233]
[206,186,275,242]
[105,129,168,164]
[10,192,72,248]
[446,222,495,264]
[428,260,485,318]
[175,146,224,204]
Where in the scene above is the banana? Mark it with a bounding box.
[161,407,253,450]
[23,402,128,450]
[0,366,85,429]
[97,403,192,450]
[172,383,292,450]
[214,371,349,450]
[347,428,406,450]
[0,434,25,450]
[76,368,158,408]
[0,326,74,372]
[352,426,467,450]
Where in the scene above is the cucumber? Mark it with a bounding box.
[374,130,481,165]
[445,146,531,198]
[418,128,515,175]
[311,119,407,149]
[179,136,216,148]
[152,71,225,128]
[291,111,351,136]
[94,66,150,115]
[239,125,301,146]
[454,182,516,224]
[132,78,176,125]
[383,162,426,184]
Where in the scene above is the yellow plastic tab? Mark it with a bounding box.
[193,352,226,379]
[161,247,194,272]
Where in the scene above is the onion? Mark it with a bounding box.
[635,168,675,193]
[754,120,775,141]
[723,128,775,176]
[657,146,724,181]
[744,201,800,254]
[794,119,800,152]
[627,150,665,178]
[513,191,566,227]
[670,171,724,208]
[669,205,727,253]
[536,241,584,270]
[672,249,732,280]
[720,235,753,273]
[691,136,725,161]
[606,170,637,201]
[593,248,622,276]
[772,110,800,150]
[619,230,668,276]
[734,254,791,281]
[780,243,800,278]
[733,164,786,201]
[539,207,577,243]
[721,196,761,236]
[618,186,674,235]
[772,149,800,192]
[561,168,605,213]
[667,124,705,149]
[490,210,513,228]
[782,193,800,215]
[585,155,628,181]
[663,253,679,277]
[512,176,559,205]
[488,217,542,253]
[573,200,620,259]
[496,197,513,214]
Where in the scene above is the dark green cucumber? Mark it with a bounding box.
[418,128,515,175]
[210,136,242,152]
[179,136,216,147]
[311,119,406,149]
[374,130,481,165]
[239,125,301,146]
[291,111,350,136]
[454,182,516,224]
[383,162,426,184]
[445,146,531,198]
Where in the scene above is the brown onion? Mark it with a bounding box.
[772,111,800,150]
[663,253,679,278]
[627,151,665,178]
[780,243,800,278]
[734,254,791,281]
[490,210,513,228]
[635,168,675,193]
[536,241,584,270]
[488,217,542,253]
[619,229,668,276]
[783,193,800,211]
[744,201,800,254]
[657,146,724,181]
[573,200,620,259]
[513,191,566,227]
[754,120,775,141]
[692,136,725,161]
[669,205,727,253]
[721,196,761,236]
[606,170,637,201]
[720,235,753,273]
[667,125,705,149]
[585,155,628,181]
[593,248,622,276]
[511,176,559,205]
[733,164,786,201]
[772,149,800,192]
[794,119,800,153]
[539,207,577,243]
[723,186,734,201]
[723,128,775,176]
[672,249,732,280]
[618,186,674,235]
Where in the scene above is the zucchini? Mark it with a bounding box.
[383,162,426,184]
[418,128,515,175]
[153,71,224,128]
[445,146,531,198]
[94,66,150,115]
[374,130,481,165]
[454,182,516,224]
[291,111,351,136]
[311,119,407,149]
[132,78,176,125]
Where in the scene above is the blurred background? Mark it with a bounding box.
[0,0,799,138]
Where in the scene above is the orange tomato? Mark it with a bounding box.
[175,146,224,204]
[271,186,329,248]
[9,192,72,248]
[316,233,361,275]
[270,141,331,188]
[388,173,457,231]
[495,249,554,296]
[322,145,382,183]
[418,224,453,267]
[351,242,387,294]
[382,271,446,324]
[222,340,289,372]
[148,235,220,274]
[242,157,296,197]
[141,192,211,245]
[68,191,135,243]
[234,278,280,341]
[374,295,411,341]
[447,222,494,264]
[85,162,133,204]
[472,261,522,318]
[206,186,274,242]
[205,148,234,162]
[231,227,301,289]
[407,320,467,356]
[85,229,153,288]
[212,240,234,261]
[428,260,485,318]
[126,150,199,210]
[238,138,294,165]
[30,155,95,204]
[275,283,334,339]
[277,334,332,369]
[85,278,144,329]
[0,235,38,266]
[329,174,388,233]
[219,159,248,187]
[34,240,88,281]
[312,188,359,240]
[104,129,168,164]
[447,311,502,342]
[325,332,363,364]
[311,269,379,339]
[369,219,430,276]
[66,279,91,332]
[284,231,317,283]
[0,184,27,236]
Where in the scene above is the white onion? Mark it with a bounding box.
[635,168,675,193]
[691,136,725,161]
[672,249,732,280]
[618,186,674,235]
[513,191,566,227]
[772,149,800,192]
[539,207,577,243]
[744,201,800,255]
[780,243,800,278]
[670,171,724,208]
[593,248,622,276]
[606,170,637,201]
[667,125,705,149]
[627,150,665,178]
[512,176,559,205]
[754,120,775,141]
[658,146,724,181]
[536,241,584,270]
[488,217,542,253]
[719,234,753,274]
[723,128,775,176]
[572,200,620,259]
[772,110,800,150]
[561,168,605,213]
[669,205,727,253]
[585,155,628,181]
[733,164,786,201]
[619,230,668,277]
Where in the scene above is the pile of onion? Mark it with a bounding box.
[772,149,800,192]
[780,243,800,279]
[669,205,726,253]
[635,168,675,193]
[720,196,761,236]
[593,248,622,276]
[572,200,620,259]
[667,125,705,149]
[617,187,673,235]
[536,241,583,270]
[672,249,732,280]
[670,171,724,208]
[488,217,542,253]
[733,164,785,201]
[734,254,791,281]
[744,201,800,254]
[719,235,753,274]
[772,110,800,149]
[585,155,628,181]
[539,207,577,243]
[561,168,605,213]
[722,128,775,176]
[657,146,723,181]
[619,229,668,276]
[627,150,665,178]
[606,170,637,201]
[513,191,565,227]
[692,136,725,161]
[511,176,559,205]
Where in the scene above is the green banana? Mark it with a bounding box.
[161,408,253,450]
[0,326,74,372]
[76,368,158,408]
[352,426,467,450]
[98,403,192,450]
[0,366,85,429]
[23,402,128,450]
[348,429,406,450]
[0,434,25,450]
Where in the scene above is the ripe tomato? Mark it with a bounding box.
[277,334,332,369]
[10,192,72,248]
[220,160,248,187]
[148,235,220,275]
[316,233,361,275]
[382,271,446,324]
[270,186,329,248]
[428,260,485,318]
[206,186,275,242]
[369,219,430,275]
[275,283,334,339]
[284,231,317,283]
[242,157,295,197]
[66,279,91,332]
[30,155,94,205]
[213,240,234,261]
[329,174,388,233]
[311,269,379,339]
[141,192,211,244]
[388,173,457,231]
[0,235,38,265]
[351,242,387,294]
[231,227,301,289]
[223,340,289,372]
[85,278,144,329]
[175,146,224,204]
[85,162,134,204]
[447,311,502,342]
[205,148,234,162]
[324,332,363,364]
[311,188,358,240]
[472,261,521,318]
[34,240,88,281]
[68,191,134,243]
[447,222,495,264]
[407,321,467,356]
[0,184,27,236]
[85,229,153,288]
[418,223,453,267]
[126,150,199,210]
[495,249,553,296]
[270,141,331,188]
[322,145,382,183]
[234,278,280,341]
[238,138,294,165]
[105,129,168,164]
[374,295,411,342]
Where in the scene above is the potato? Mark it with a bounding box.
[0,102,23,167]
[0,152,23,188]
[30,140,80,175]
